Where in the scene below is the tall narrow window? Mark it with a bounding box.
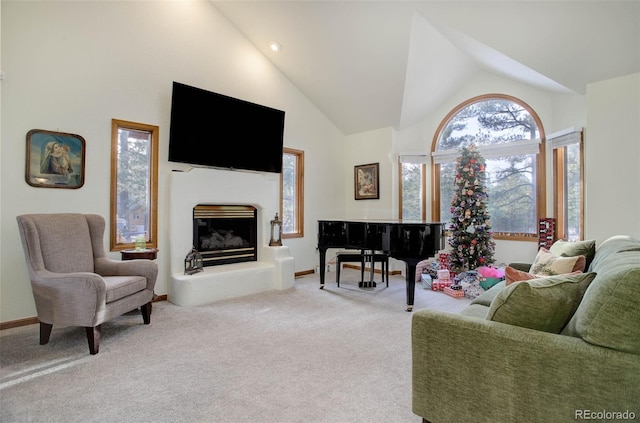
[399,155,426,220]
[432,95,545,239]
[281,148,304,238]
[110,119,159,250]
[551,128,584,241]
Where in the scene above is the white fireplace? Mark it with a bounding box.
[168,167,295,306]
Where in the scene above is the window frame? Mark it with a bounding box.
[110,119,159,251]
[280,147,304,239]
[552,129,584,241]
[398,156,426,221]
[430,94,546,241]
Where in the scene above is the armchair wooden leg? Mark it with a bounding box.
[140,302,152,325]
[39,322,53,345]
[85,325,101,355]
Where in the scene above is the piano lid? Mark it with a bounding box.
[318,218,445,225]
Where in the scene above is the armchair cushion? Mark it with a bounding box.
[104,276,147,303]
[487,272,596,333]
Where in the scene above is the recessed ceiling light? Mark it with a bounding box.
[268,41,282,52]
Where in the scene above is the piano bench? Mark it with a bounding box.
[335,252,389,287]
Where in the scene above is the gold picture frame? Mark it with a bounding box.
[354,163,379,200]
[25,129,86,189]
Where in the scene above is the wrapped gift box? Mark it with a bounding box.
[444,286,465,298]
[432,279,453,291]
[421,273,433,290]
[438,252,451,270]
[437,269,450,280]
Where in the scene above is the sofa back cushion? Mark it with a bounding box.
[550,239,596,270]
[486,272,596,333]
[562,236,640,354]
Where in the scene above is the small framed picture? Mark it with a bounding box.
[25,129,86,189]
[354,162,379,200]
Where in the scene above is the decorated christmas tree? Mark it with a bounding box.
[448,145,495,271]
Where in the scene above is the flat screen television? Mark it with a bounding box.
[168,82,285,173]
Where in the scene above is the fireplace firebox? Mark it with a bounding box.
[193,205,257,267]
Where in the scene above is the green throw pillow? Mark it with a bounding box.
[486,272,596,333]
[550,239,596,269]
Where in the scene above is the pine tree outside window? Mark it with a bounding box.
[281,148,304,238]
[432,95,545,240]
[550,128,584,241]
[399,155,427,220]
[110,119,159,251]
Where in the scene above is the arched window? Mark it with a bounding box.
[432,94,545,239]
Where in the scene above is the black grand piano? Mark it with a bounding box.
[318,219,445,311]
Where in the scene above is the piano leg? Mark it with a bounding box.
[404,259,420,312]
[358,250,377,288]
[319,248,327,289]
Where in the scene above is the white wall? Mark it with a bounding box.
[0,1,344,322]
[585,73,640,241]
[343,127,396,220]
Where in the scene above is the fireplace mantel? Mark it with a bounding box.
[168,167,294,306]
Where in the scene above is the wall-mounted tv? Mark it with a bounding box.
[168,82,285,173]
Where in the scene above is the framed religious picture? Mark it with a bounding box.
[354,162,379,200]
[25,129,86,189]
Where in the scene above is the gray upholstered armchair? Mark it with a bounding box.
[16,213,158,354]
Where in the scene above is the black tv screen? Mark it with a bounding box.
[168,82,285,173]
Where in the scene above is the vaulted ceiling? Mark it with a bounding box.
[212,1,640,135]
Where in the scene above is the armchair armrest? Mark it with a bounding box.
[31,269,107,326]
[412,309,640,423]
[94,257,158,292]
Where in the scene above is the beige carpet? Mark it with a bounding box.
[0,269,470,423]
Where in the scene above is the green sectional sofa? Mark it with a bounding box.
[412,235,640,423]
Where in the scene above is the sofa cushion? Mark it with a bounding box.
[566,249,640,354]
[529,248,586,276]
[486,272,596,333]
[470,281,505,307]
[459,304,490,319]
[505,266,537,285]
[505,266,582,286]
[550,239,596,269]
[587,235,640,272]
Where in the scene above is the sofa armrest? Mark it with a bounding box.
[412,309,640,423]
